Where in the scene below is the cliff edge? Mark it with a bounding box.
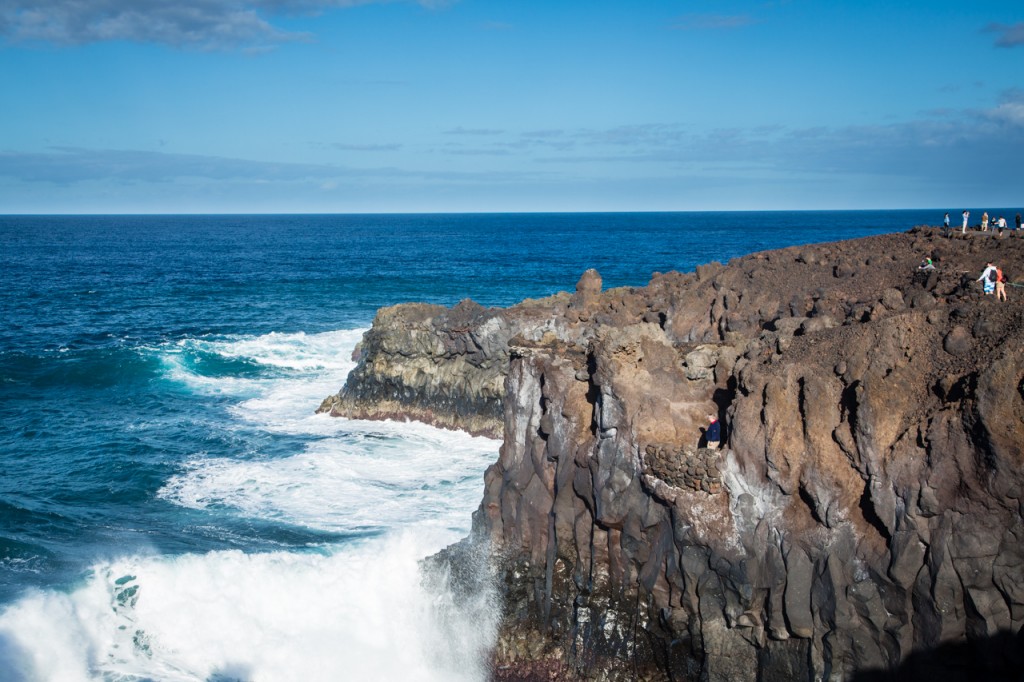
[321,228,1024,681]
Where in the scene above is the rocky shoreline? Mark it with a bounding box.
[320,227,1024,681]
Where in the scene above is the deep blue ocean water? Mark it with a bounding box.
[0,210,973,680]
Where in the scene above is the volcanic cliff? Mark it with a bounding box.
[319,227,1024,681]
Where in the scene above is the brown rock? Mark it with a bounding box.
[574,268,602,297]
[329,231,1024,682]
[943,326,972,355]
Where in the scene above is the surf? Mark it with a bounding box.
[0,327,501,681]
[0,533,497,682]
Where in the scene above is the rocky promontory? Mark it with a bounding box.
[321,228,1024,681]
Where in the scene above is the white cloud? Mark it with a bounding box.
[986,102,1024,127]
[0,0,446,49]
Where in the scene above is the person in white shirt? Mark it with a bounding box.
[978,263,997,295]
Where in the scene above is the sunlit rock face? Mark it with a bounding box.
[325,230,1024,681]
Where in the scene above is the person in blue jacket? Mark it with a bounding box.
[706,413,721,450]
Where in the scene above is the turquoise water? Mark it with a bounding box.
[0,210,962,680]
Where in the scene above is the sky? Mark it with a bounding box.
[0,0,1022,214]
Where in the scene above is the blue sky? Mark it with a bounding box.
[1,0,1022,213]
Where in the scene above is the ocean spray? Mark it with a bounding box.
[0,328,500,681]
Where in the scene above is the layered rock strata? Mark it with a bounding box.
[318,297,565,437]
[322,228,1024,681]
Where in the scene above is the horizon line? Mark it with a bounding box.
[3,207,1014,218]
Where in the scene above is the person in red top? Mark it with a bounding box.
[996,266,1007,302]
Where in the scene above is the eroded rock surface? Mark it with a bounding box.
[322,229,1024,681]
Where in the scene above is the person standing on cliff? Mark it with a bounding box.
[705,414,721,450]
[982,211,990,231]
[962,210,970,233]
[996,266,1008,301]
[944,212,950,230]
[1016,213,1022,231]
[979,263,997,295]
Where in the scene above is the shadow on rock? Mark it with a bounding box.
[851,628,1024,682]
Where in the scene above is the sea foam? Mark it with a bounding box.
[156,329,362,400]
[0,531,497,681]
[155,328,498,534]
[0,327,500,681]
[158,420,498,534]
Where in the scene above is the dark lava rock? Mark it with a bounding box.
[324,228,1024,682]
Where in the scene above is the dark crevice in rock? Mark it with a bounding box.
[840,379,860,436]
[543,509,556,622]
[585,351,600,438]
[798,484,824,525]
[860,482,892,544]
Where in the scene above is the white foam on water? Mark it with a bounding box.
[158,352,261,399]
[209,331,359,373]
[155,329,362,402]
[156,327,499,533]
[0,327,503,681]
[0,530,497,682]
[159,421,498,534]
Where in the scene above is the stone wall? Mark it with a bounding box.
[643,444,724,495]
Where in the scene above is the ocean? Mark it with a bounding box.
[0,210,976,680]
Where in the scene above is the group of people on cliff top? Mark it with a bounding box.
[923,256,1010,301]
[945,211,1023,234]
[934,212,1017,301]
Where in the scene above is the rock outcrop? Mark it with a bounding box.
[322,229,1024,681]
[317,297,563,437]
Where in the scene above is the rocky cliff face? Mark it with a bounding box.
[322,228,1024,681]
[317,296,572,437]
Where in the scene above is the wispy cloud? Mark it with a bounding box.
[983,89,1024,127]
[435,92,1024,172]
[442,127,505,136]
[444,147,512,156]
[0,0,446,50]
[331,142,403,152]
[669,13,758,31]
[0,146,539,186]
[0,147,355,184]
[982,101,1024,126]
[522,129,565,139]
[937,80,986,93]
[984,21,1024,48]
[4,93,1021,205]
[581,124,686,147]
[520,96,1024,193]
